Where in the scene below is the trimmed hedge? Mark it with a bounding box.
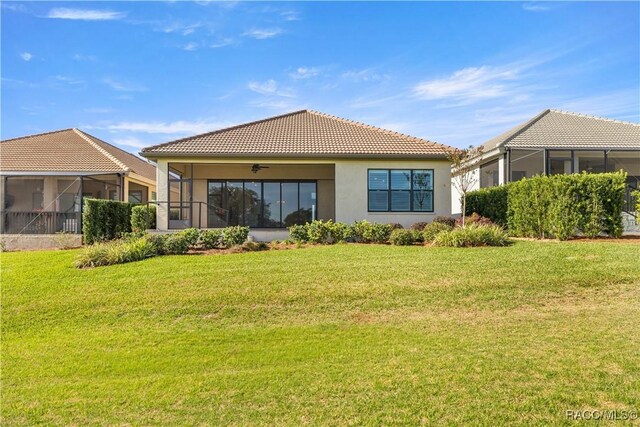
[131,205,156,232]
[389,229,414,246]
[465,186,509,226]
[507,172,626,240]
[83,199,133,244]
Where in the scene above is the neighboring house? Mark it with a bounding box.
[0,128,157,239]
[140,110,454,238]
[452,109,640,215]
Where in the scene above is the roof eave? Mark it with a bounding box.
[139,151,451,160]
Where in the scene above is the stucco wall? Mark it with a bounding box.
[334,159,452,228]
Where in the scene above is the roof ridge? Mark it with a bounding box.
[501,109,552,146]
[301,110,452,150]
[141,110,310,152]
[548,109,640,126]
[1,128,75,143]
[73,128,130,172]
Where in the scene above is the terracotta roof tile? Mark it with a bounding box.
[141,110,453,158]
[481,109,640,151]
[0,129,156,180]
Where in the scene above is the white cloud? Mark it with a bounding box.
[342,68,389,83]
[113,136,148,149]
[103,78,147,92]
[103,120,231,135]
[20,52,33,61]
[210,38,235,48]
[248,79,295,97]
[182,42,199,51]
[72,53,96,61]
[522,2,551,12]
[281,10,300,21]
[289,67,319,80]
[242,28,283,39]
[163,22,201,36]
[46,8,126,21]
[53,75,85,85]
[413,66,519,101]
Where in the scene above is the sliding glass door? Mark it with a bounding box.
[207,180,317,228]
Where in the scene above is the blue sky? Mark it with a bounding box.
[2,1,639,152]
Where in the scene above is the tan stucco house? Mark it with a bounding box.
[0,128,156,240]
[140,110,454,239]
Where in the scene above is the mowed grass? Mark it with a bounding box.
[1,241,639,426]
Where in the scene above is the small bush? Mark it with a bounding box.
[200,229,224,249]
[306,220,331,244]
[410,222,429,231]
[164,233,190,255]
[433,224,511,248]
[457,213,493,227]
[363,222,392,244]
[74,237,157,268]
[411,229,425,243]
[242,241,269,251]
[328,222,354,243]
[144,234,168,255]
[289,224,308,243]
[389,229,414,246]
[352,220,371,243]
[223,226,250,246]
[181,228,201,247]
[131,205,156,232]
[422,222,453,243]
[432,216,456,228]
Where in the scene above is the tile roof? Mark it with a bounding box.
[0,128,156,180]
[141,110,453,158]
[481,109,640,151]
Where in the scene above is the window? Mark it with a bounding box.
[480,159,500,188]
[367,169,434,212]
[510,149,544,181]
[128,190,143,204]
[207,180,317,228]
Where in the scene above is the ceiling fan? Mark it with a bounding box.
[251,164,270,173]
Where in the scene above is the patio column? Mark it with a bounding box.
[156,159,169,231]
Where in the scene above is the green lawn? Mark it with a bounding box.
[2,241,639,425]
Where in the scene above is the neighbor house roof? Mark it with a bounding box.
[0,128,156,180]
[481,109,640,151]
[140,110,453,158]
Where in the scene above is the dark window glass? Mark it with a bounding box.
[244,181,262,227]
[413,191,433,212]
[207,181,226,228]
[390,170,411,190]
[226,181,244,226]
[412,170,433,212]
[281,183,299,227]
[299,182,317,224]
[368,191,389,211]
[510,149,544,181]
[262,182,281,227]
[391,191,410,211]
[480,160,500,188]
[128,191,143,204]
[368,170,389,190]
[576,151,605,173]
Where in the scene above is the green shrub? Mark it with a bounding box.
[288,224,308,243]
[82,199,133,244]
[131,205,156,232]
[456,213,493,227]
[200,229,224,249]
[164,233,190,255]
[328,222,354,243]
[242,241,269,251]
[422,222,453,243]
[223,226,250,246]
[433,224,511,248]
[306,220,331,244]
[508,172,626,239]
[432,216,456,227]
[362,222,392,244]
[352,220,372,243]
[410,222,429,231]
[75,237,157,268]
[411,229,425,243]
[465,186,509,226]
[144,234,168,255]
[389,229,414,246]
[180,228,201,247]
